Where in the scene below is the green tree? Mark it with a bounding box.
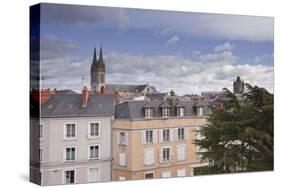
[195,83,273,175]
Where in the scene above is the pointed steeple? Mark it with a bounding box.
[93,47,97,64]
[99,45,103,62]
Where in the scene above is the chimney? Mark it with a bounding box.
[82,86,89,107]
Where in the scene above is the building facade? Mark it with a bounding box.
[30,87,115,185]
[233,76,244,94]
[113,100,209,180]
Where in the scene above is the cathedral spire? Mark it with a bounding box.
[93,47,97,63]
[99,45,103,62]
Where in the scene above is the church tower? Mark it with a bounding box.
[233,76,244,94]
[90,46,106,93]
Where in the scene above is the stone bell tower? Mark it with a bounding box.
[90,46,106,93]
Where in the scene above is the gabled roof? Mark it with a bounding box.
[41,94,115,118]
[106,84,158,93]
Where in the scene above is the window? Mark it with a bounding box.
[144,148,154,165]
[163,148,170,162]
[39,148,43,163]
[88,122,100,138]
[144,172,154,179]
[64,170,75,184]
[177,107,184,117]
[89,145,100,159]
[38,124,43,140]
[145,108,153,118]
[162,108,169,117]
[145,130,153,143]
[177,169,186,177]
[161,171,171,178]
[119,176,126,181]
[163,129,170,142]
[119,153,126,166]
[65,123,76,139]
[177,144,186,161]
[120,132,125,144]
[177,128,185,141]
[88,168,99,182]
[119,132,128,145]
[65,147,75,161]
[197,107,204,116]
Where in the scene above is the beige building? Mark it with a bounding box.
[30,87,115,185]
[113,99,209,180]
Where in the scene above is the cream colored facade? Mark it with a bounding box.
[113,117,209,180]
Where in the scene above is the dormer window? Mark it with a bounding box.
[177,107,184,117]
[197,107,204,116]
[145,108,153,118]
[162,108,169,118]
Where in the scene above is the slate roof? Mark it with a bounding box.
[106,84,157,93]
[146,93,167,101]
[41,94,115,118]
[115,100,209,120]
[55,89,77,95]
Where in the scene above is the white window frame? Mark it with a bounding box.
[119,132,128,145]
[88,167,100,182]
[177,144,186,161]
[63,146,77,162]
[163,147,171,162]
[144,171,155,179]
[177,168,186,177]
[163,129,170,142]
[119,176,126,181]
[63,169,76,184]
[88,122,101,138]
[145,108,153,118]
[177,128,185,141]
[197,107,204,116]
[38,123,44,141]
[64,122,77,140]
[162,108,169,118]
[88,144,100,160]
[161,171,171,178]
[119,153,126,167]
[144,147,154,165]
[177,107,184,117]
[145,130,153,143]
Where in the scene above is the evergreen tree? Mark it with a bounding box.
[195,83,273,175]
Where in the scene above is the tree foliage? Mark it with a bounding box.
[195,83,273,174]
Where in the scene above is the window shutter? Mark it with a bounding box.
[119,153,126,166]
[170,147,174,161]
[177,169,186,177]
[159,148,163,163]
[184,128,189,140]
[159,129,163,143]
[177,144,186,161]
[170,128,174,142]
[174,128,178,141]
[141,131,146,144]
[144,148,154,165]
[125,132,128,145]
[153,129,158,143]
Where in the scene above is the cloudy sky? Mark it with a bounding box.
[37,3,274,94]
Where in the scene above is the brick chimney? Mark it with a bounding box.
[82,86,89,107]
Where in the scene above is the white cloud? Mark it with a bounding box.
[40,44,273,95]
[165,36,180,45]
[214,42,234,52]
